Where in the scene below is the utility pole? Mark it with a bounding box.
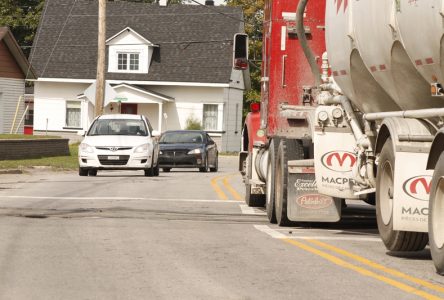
[94,0,106,117]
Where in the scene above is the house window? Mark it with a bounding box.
[203,104,218,131]
[117,53,139,71]
[118,53,127,70]
[66,101,81,128]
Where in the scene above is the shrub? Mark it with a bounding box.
[185,116,202,130]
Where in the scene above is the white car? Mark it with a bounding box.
[78,114,160,177]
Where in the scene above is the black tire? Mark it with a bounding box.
[245,152,265,207]
[376,138,428,251]
[363,193,376,206]
[153,163,160,177]
[88,169,97,176]
[210,154,218,172]
[429,152,444,274]
[199,155,209,172]
[145,167,154,177]
[266,138,279,223]
[163,168,171,172]
[79,167,88,176]
[275,139,304,227]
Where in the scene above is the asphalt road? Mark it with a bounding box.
[0,156,443,300]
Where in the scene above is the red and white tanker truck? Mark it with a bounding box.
[237,0,444,274]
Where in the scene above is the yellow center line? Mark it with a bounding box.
[306,239,444,294]
[283,239,442,300]
[210,175,228,200]
[222,174,243,201]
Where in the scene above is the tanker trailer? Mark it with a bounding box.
[314,0,444,274]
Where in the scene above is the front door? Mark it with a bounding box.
[121,103,138,115]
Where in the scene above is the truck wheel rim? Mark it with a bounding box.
[380,161,394,226]
[266,161,272,206]
[433,177,444,249]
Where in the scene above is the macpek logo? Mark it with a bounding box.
[321,151,356,172]
[402,175,432,201]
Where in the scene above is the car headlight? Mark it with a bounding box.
[159,150,163,155]
[79,143,94,154]
[188,148,202,154]
[134,143,150,153]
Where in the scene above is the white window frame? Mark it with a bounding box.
[65,100,82,128]
[203,104,219,131]
[108,45,150,74]
[117,52,140,71]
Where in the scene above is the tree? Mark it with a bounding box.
[226,0,263,119]
[0,0,44,57]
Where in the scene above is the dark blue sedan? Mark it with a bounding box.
[158,130,218,172]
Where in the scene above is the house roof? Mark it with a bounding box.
[0,27,36,79]
[30,1,244,84]
[112,83,175,102]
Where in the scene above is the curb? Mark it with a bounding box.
[0,169,23,175]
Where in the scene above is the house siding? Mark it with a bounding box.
[34,81,243,152]
[0,41,24,79]
[0,77,25,134]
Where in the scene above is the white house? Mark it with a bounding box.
[29,1,248,151]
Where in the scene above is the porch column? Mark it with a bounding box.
[158,102,163,132]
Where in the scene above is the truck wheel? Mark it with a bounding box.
[429,152,444,274]
[376,138,428,251]
[266,138,279,223]
[275,139,304,226]
[245,152,265,207]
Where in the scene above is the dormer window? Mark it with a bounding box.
[118,53,140,71]
[107,27,156,74]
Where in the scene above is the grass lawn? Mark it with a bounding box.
[0,143,79,170]
[0,134,61,140]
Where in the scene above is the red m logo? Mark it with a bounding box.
[410,177,431,195]
[326,152,356,168]
[402,175,432,201]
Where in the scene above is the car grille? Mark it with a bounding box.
[96,146,133,151]
[163,150,188,156]
[98,155,130,166]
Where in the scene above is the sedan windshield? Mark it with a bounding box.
[88,119,148,136]
[160,132,204,144]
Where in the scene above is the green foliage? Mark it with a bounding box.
[185,116,202,130]
[226,0,263,120]
[0,0,44,57]
[0,134,60,140]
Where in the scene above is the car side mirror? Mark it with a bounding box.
[151,130,160,137]
[77,130,86,136]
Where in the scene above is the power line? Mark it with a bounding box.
[40,0,78,77]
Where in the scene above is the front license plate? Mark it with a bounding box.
[108,156,120,160]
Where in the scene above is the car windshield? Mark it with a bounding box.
[160,132,204,144]
[88,119,148,136]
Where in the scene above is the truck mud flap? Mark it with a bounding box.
[287,161,341,222]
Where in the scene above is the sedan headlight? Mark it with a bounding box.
[188,148,202,155]
[134,143,150,153]
[79,143,94,154]
[159,150,163,155]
